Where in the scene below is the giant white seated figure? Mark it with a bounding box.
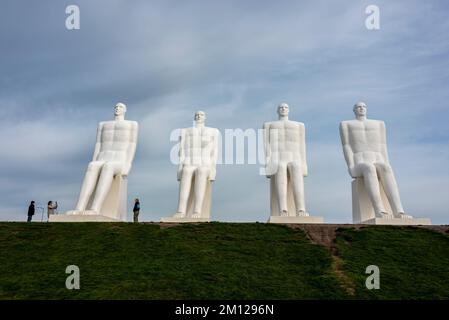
[263,103,323,223]
[340,102,430,225]
[162,111,219,222]
[56,103,138,222]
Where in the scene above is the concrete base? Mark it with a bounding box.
[268,216,324,224]
[160,217,210,223]
[49,214,120,222]
[362,217,432,225]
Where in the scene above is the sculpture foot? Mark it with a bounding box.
[84,210,99,216]
[280,210,288,217]
[191,212,201,219]
[174,212,186,218]
[376,211,394,219]
[296,210,310,217]
[67,210,82,215]
[395,212,413,219]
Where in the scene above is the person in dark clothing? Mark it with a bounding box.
[133,198,140,222]
[27,201,35,222]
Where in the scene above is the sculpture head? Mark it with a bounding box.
[353,101,367,117]
[277,103,289,117]
[114,102,127,117]
[194,111,206,124]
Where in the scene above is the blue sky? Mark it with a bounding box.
[0,0,448,223]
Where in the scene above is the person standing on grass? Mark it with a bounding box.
[47,201,58,221]
[133,198,140,222]
[27,201,35,222]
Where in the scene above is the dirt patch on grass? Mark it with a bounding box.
[419,225,449,235]
[286,224,365,296]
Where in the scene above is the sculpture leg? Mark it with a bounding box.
[375,163,405,215]
[176,166,194,215]
[75,161,103,211]
[193,166,210,216]
[287,162,307,215]
[90,162,122,213]
[355,163,387,216]
[275,164,288,216]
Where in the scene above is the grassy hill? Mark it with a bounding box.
[0,222,448,299]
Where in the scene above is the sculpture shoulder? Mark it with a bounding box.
[369,119,385,126]
[205,127,219,135]
[264,120,303,127]
[340,120,354,127]
[120,120,138,126]
[127,120,139,129]
[288,120,305,128]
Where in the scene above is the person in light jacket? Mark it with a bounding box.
[47,201,58,220]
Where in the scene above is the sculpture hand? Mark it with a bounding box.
[209,167,216,181]
[122,164,131,176]
[265,158,276,177]
[177,164,183,181]
[303,167,308,177]
[348,167,356,178]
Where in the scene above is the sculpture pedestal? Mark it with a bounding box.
[362,217,432,225]
[52,175,128,223]
[352,177,392,223]
[95,175,128,221]
[352,178,431,225]
[160,216,210,223]
[49,214,120,222]
[268,216,324,224]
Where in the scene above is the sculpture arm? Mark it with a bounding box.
[92,123,103,162]
[380,121,390,164]
[263,122,272,178]
[177,129,185,181]
[300,123,308,176]
[123,122,139,176]
[339,122,355,178]
[209,129,219,181]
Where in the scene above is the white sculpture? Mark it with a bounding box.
[340,102,430,225]
[264,103,323,224]
[161,111,219,223]
[51,103,138,222]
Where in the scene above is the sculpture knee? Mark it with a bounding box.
[196,167,210,179]
[181,167,194,179]
[87,162,102,172]
[287,162,302,175]
[101,162,122,176]
[359,163,377,177]
[375,163,393,175]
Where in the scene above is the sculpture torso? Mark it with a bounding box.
[96,120,138,163]
[341,119,387,166]
[265,120,305,165]
[181,126,218,167]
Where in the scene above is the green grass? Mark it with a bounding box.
[0,222,448,300]
[336,226,449,299]
[0,222,344,299]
